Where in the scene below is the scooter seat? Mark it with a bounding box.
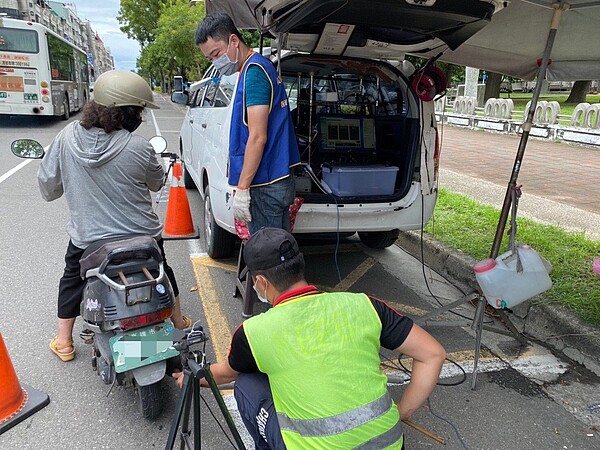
[79,236,162,279]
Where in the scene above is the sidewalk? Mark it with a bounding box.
[398,124,600,376]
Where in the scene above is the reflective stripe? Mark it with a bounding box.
[353,421,403,450]
[277,392,393,437]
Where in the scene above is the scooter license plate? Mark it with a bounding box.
[109,320,179,373]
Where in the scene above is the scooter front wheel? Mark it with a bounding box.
[138,381,162,420]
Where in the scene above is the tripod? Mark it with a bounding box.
[165,326,246,450]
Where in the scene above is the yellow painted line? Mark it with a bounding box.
[191,262,233,362]
[192,255,237,272]
[333,257,376,291]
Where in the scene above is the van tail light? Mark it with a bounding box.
[119,307,172,331]
[433,128,441,182]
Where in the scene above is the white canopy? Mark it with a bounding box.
[429,1,600,81]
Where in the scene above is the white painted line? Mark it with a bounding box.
[150,109,161,136]
[188,238,205,258]
[223,393,257,448]
[0,159,33,184]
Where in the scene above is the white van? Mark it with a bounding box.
[174,1,498,258]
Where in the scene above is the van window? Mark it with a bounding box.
[203,73,236,108]
[191,82,209,108]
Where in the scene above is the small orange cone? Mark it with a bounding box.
[163,162,199,240]
[0,333,49,435]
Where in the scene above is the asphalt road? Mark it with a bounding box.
[1,97,599,449]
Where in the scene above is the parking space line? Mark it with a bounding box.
[333,257,376,291]
[192,255,236,272]
[191,260,233,362]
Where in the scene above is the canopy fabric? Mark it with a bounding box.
[205,0,600,81]
[421,1,600,81]
[205,0,262,29]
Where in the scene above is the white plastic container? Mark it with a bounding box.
[321,165,399,196]
[473,244,552,309]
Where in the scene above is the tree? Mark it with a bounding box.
[117,0,171,48]
[565,81,591,104]
[483,72,503,101]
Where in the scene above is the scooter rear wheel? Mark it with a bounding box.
[138,381,162,420]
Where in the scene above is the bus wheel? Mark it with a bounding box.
[62,98,70,120]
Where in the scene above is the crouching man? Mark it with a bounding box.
[174,228,446,449]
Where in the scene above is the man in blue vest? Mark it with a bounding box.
[173,228,446,448]
[195,13,300,234]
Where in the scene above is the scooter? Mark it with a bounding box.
[11,136,181,419]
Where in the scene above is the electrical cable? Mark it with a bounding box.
[199,393,239,449]
[300,162,343,283]
[416,104,495,324]
[427,397,470,450]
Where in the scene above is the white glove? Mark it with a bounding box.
[233,188,252,223]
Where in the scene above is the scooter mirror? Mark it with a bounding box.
[11,139,45,159]
[149,136,167,154]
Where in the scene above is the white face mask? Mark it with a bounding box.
[253,281,269,303]
[213,36,239,76]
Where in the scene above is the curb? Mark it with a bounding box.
[397,230,600,377]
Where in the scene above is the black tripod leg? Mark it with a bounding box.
[192,379,201,450]
[204,365,246,449]
[166,370,193,450]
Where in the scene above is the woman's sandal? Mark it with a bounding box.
[181,315,193,329]
[49,337,75,362]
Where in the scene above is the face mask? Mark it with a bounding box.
[253,281,269,303]
[213,37,239,76]
[123,116,143,132]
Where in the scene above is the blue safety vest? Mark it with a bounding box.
[229,52,300,187]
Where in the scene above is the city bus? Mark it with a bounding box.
[0,17,89,118]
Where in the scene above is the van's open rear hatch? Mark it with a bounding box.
[207,0,497,58]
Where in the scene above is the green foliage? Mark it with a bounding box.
[425,189,600,326]
[117,0,171,47]
[122,0,209,82]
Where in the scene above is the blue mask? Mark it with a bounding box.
[213,37,239,76]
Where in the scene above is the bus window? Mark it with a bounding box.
[47,34,76,81]
[0,27,39,53]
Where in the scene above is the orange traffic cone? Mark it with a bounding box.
[172,161,182,180]
[162,162,199,240]
[0,333,49,435]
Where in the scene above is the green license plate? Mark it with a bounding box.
[110,320,179,373]
[0,92,7,98]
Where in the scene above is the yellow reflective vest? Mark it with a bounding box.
[243,290,403,449]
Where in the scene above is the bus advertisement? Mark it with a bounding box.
[0,17,89,118]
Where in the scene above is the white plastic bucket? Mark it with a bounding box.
[474,244,552,309]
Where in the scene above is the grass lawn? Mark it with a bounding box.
[425,189,600,326]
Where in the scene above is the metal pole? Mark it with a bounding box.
[490,3,568,259]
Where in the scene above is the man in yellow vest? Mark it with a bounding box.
[174,228,446,448]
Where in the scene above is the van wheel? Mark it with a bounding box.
[203,185,235,259]
[182,162,196,190]
[62,97,70,120]
[358,230,400,249]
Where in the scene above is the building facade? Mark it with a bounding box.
[0,0,113,80]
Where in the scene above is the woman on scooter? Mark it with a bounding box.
[38,70,192,362]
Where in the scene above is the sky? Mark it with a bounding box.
[70,0,140,72]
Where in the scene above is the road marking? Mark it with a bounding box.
[190,258,233,362]
[192,255,237,272]
[0,159,33,184]
[150,109,161,135]
[333,257,376,291]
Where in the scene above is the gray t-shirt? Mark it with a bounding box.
[38,121,164,248]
